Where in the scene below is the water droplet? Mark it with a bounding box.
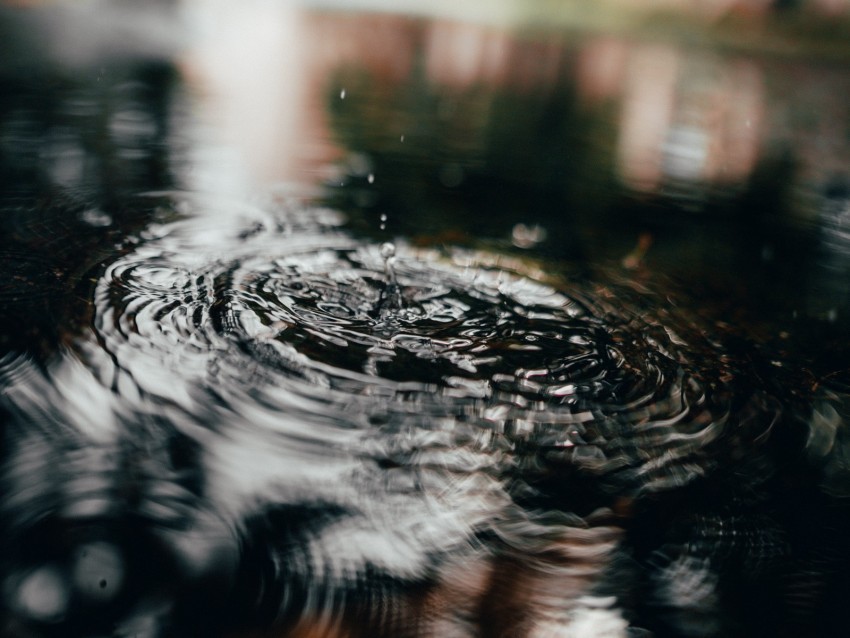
[340,89,346,99]
[400,134,405,142]
[367,173,375,184]
[374,242,401,315]
[379,213,387,231]
[380,241,397,286]
[511,223,547,249]
[380,242,395,260]
[80,208,112,227]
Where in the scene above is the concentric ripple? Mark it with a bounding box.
[0,193,794,636]
[88,192,766,501]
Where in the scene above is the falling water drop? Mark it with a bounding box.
[367,173,375,184]
[379,213,387,231]
[340,89,346,99]
[400,134,405,142]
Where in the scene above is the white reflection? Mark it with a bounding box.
[180,0,304,192]
[9,567,69,622]
[617,44,679,192]
[664,125,708,182]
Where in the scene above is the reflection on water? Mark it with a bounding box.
[0,192,819,637]
[319,13,850,327]
[1,2,850,638]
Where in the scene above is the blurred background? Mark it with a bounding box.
[299,0,850,343]
[1,0,850,360]
[2,2,850,636]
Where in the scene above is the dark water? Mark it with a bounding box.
[2,4,850,638]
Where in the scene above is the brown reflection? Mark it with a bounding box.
[182,7,422,189]
[423,21,511,88]
[617,45,765,192]
[617,44,681,193]
[181,4,850,228]
[575,36,629,105]
[565,0,850,21]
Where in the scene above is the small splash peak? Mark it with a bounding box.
[375,242,402,316]
[380,241,396,263]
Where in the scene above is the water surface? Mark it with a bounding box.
[1,4,850,637]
